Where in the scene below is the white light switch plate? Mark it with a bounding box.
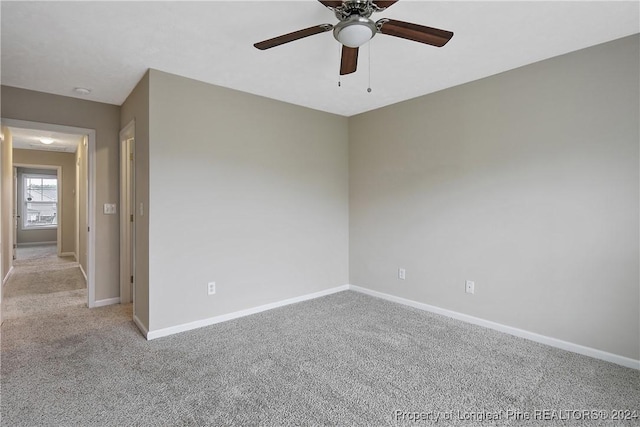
[103,203,117,214]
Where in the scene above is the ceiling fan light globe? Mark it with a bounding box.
[336,24,373,47]
[333,16,376,48]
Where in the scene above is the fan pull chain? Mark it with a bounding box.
[338,44,342,87]
[367,42,372,93]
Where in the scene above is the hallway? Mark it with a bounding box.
[1,244,137,426]
[1,242,133,353]
[3,244,86,322]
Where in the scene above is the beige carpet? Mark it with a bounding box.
[3,244,86,321]
[15,244,61,264]
[2,245,638,426]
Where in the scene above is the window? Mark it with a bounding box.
[23,174,58,229]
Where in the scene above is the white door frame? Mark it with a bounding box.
[119,120,135,306]
[13,164,62,254]
[1,118,97,308]
[75,142,81,264]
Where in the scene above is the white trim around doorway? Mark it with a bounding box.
[1,118,97,308]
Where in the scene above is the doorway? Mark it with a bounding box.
[1,118,97,307]
[119,120,135,306]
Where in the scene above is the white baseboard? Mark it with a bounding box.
[348,285,640,370]
[17,241,56,247]
[2,266,15,286]
[146,285,350,340]
[79,264,87,282]
[59,252,75,258]
[133,314,149,339]
[138,282,638,370]
[94,297,120,307]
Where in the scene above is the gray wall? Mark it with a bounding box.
[146,70,349,331]
[2,35,636,363]
[349,35,640,359]
[121,71,150,329]
[1,86,121,301]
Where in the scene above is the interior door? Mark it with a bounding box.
[128,138,135,303]
[12,167,17,260]
[119,121,135,305]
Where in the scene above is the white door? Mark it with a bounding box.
[12,167,17,260]
[119,122,135,305]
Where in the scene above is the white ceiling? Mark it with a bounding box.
[1,1,638,117]
[10,128,82,153]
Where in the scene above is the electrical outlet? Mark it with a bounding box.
[465,280,475,294]
[207,282,216,295]
[398,268,406,280]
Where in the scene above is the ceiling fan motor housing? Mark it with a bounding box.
[332,0,379,20]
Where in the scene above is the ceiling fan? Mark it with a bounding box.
[254,0,454,76]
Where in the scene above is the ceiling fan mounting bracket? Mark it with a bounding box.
[375,18,389,32]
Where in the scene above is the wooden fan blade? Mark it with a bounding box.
[340,46,359,75]
[318,1,343,7]
[378,19,453,47]
[373,1,398,9]
[254,24,333,50]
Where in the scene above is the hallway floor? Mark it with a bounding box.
[3,244,86,321]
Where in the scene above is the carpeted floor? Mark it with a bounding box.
[1,251,638,426]
[3,244,85,321]
[14,244,60,264]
